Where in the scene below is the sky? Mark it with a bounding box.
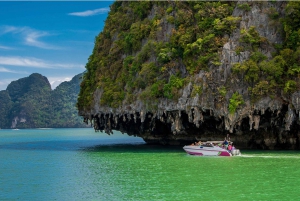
[0,1,113,90]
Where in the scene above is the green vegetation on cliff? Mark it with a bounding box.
[0,90,13,128]
[77,1,239,110]
[77,1,300,114]
[6,73,52,127]
[233,2,300,101]
[0,73,86,129]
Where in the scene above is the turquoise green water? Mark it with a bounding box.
[1,128,300,200]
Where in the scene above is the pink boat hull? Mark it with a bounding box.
[183,145,232,156]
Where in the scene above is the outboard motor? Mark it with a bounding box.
[231,149,241,156]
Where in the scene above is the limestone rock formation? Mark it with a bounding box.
[78,1,300,149]
[0,73,88,129]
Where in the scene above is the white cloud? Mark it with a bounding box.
[0,67,28,74]
[25,30,58,49]
[0,56,84,69]
[0,26,59,49]
[48,76,72,89]
[0,45,13,50]
[68,7,109,17]
[0,26,20,34]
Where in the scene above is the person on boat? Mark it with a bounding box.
[227,134,231,142]
[232,145,235,150]
[223,137,229,149]
[228,144,232,152]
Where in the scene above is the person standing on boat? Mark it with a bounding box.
[223,137,229,149]
[228,143,232,152]
[226,134,230,142]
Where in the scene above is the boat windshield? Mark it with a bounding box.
[201,143,213,147]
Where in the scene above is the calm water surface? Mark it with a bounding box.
[1,128,300,200]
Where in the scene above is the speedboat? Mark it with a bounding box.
[183,141,241,157]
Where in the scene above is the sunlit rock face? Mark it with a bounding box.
[79,1,300,149]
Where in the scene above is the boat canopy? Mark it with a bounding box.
[206,141,225,144]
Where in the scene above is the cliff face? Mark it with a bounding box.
[78,1,300,149]
[0,90,13,128]
[0,73,87,129]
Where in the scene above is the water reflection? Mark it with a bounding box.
[0,139,147,151]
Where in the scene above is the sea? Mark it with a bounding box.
[1,128,300,201]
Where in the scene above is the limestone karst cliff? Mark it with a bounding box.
[77,1,300,149]
[0,73,87,129]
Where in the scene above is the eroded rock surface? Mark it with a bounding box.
[79,1,300,149]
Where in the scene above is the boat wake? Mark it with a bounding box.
[240,155,300,159]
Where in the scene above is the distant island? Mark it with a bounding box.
[0,73,88,129]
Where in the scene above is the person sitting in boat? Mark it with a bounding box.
[223,137,229,149]
[232,144,235,150]
[228,143,232,152]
